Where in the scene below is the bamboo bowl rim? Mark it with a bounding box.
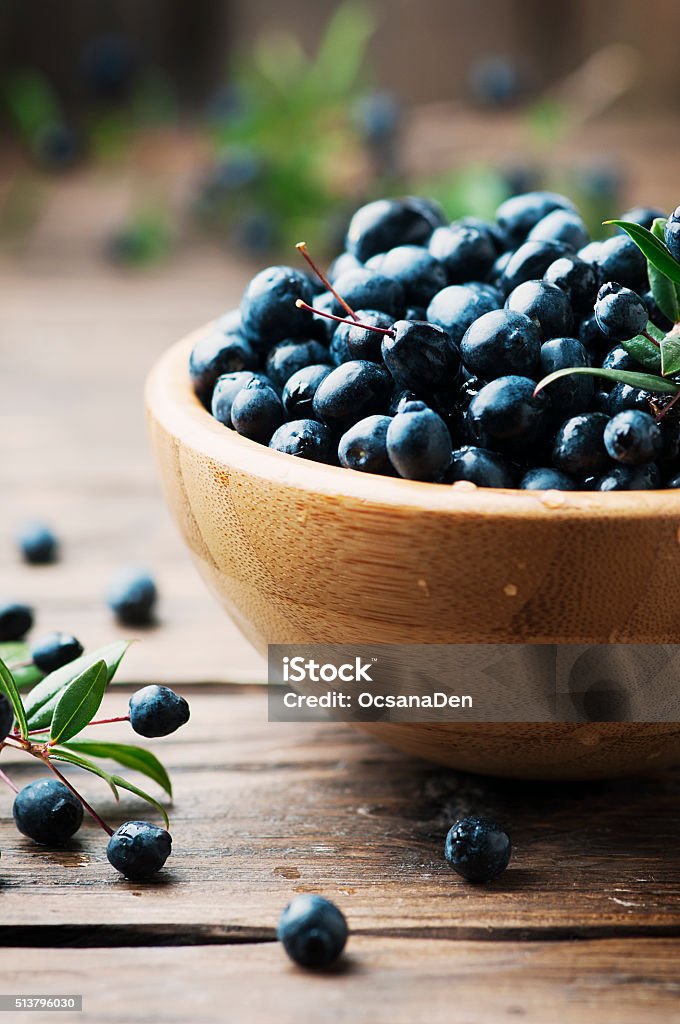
[146,327,680,521]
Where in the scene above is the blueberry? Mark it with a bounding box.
[17,521,59,565]
[596,463,661,491]
[269,420,336,463]
[601,345,640,374]
[520,467,577,490]
[552,413,611,476]
[30,633,84,675]
[333,309,393,363]
[278,894,348,969]
[107,820,172,880]
[265,339,330,388]
[460,310,541,379]
[378,246,447,307]
[664,206,680,262]
[240,266,315,349]
[499,240,571,294]
[597,235,648,291]
[446,446,518,487]
[0,602,33,642]
[604,410,662,465]
[428,225,496,284]
[594,282,649,340]
[339,415,393,474]
[313,361,391,432]
[527,209,589,250]
[0,694,13,742]
[381,320,459,393]
[386,403,451,481]
[129,684,190,738]
[426,284,501,347]
[505,280,574,340]
[330,268,404,318]
[444,816,511,882]
[539,337,593,414]
[345,197,436,262]
[468,376,548,445]
[13,779,83,846]
[282,365,332,419]
[544,256,600,315]
[495,191,576,246]
[230,379,283,445]
[211,371,274,427]
[608,383,654,416]
[107,568,157,627]
[189,329,258,407]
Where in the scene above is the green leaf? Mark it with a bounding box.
[50,661,108,745]
[64,741,172,798]
[49,748,120,801]
[0,642,42,690]
[108,774,170,828]
[535,366,680,397]
[649,218,680,324]
[621,329,663,372]
[24,641,130,730]
[0,657,28,739]
[661,331,680,377]
[605,220,680,286]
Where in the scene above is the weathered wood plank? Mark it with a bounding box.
[1,688,679,934]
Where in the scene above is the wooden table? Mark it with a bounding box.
[2,124,680,1022]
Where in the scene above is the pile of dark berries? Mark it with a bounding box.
[192,193,680,490]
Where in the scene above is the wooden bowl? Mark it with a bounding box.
[146,329,680,779]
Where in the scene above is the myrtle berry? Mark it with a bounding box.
[277,895,348,969]
[539,337,593,414]
[467,376,548,445]
[460,310,541,380]
[528,208,589,250]
[594,282,649,340]
[328,251,362,282]
[604,410,662,465]
[0,602,33,642]
[269,420,336,463]
[106,820,172,880]
[282,365,332,420]
[552,413,611,476]
[330,268,404,319]
[231,379,284,444]
[240,266,315,349]
[30,632,84,675]
[339,415,393,475]
[596,463,661,491]
[265,339,330,388]
[345,197,435,262]
[428,225,496,284]
[499,240,570,294]
[189,329,258,407]
[444,816,511,882]
[334,309,393,363]
[495,191,576,246]
[597,235,648,291]
[0,695,13,742]
[129,684,190,738]
[386,403,451,481]
[211,371,273,427]
[607,383,654,416]
[426,284,501,347]
[446,447,518,488]
[664,206,680,263]
[520,467,577,490]
[378,245,447,307]
[13,779,83,846]
[454,215,507,254]
[17,522,59,565]
[382,320,459,393]
[601,345,639,374]
[544,255,600,315]
[313,361,392,432]
[107,568,157,627]
[505,280,574,340]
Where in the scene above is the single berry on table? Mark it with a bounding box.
[107,568,157,627]
[277,894,348,969]
[30,632,84,674]
[17,521,59,565]
[444,816,512,883]
[0,602,33,642]
[13,779,84,846]
[129,684,190,738]
[106,820,172,879]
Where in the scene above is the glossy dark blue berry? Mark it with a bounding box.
[282,365,332,419]
[17,521,59,565]
[211,372,274,427]
[189,329,258,407]
[129,684,190,738]
[520,467,577,490]
[578,313,609,355]
[505,280,574,340]
[381,320,458,393]
[601,345,639,374]
[495,191,576,246]
[240,266,315,349]
[30,633,83,674]
[604,410,662,465]
[338,415,393,474]
[444,816,511,882]
[328,251,362,282]
[594,282,649,340]
[333,310,393,363]
[446,446,517,488]
[664,206,680,262]
[527,208,589,250]
[468,376,548,445]
[454,215,507,254]
[597,235,648,291]
[539,337,593,414]
[428,225,496,284]
[460,310,541,379]
[552,413,611,476]
[596,463,661,491]
[13,779,83,846]
[331,268,404,319]
[499,240,570,294]
[107,820,172,880]
[265,339,330,388]
[277,895,348,969]
[231,379,284,444]
[107,568,157,627]
[345,197,435,262]
[426,284,501,347]
[386,403,451,481]
[544,256,600,315]
[269,420,336,463]
[0,602,33,642]
[607,383,654,416]
[313,360,391,431]
[379,246,447,307]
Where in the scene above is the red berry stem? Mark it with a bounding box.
[643,330,661,348]
[295,299,395,338]
[656,389,680,422]
[0,766,19,794]
[45,759,114,837]
[296,242,359,321]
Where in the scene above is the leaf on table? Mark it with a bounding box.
[0,657,28,739]
[25,640,131,730]
[64,740,172,798]
[48,749,120,801]
[50,661,108,745]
